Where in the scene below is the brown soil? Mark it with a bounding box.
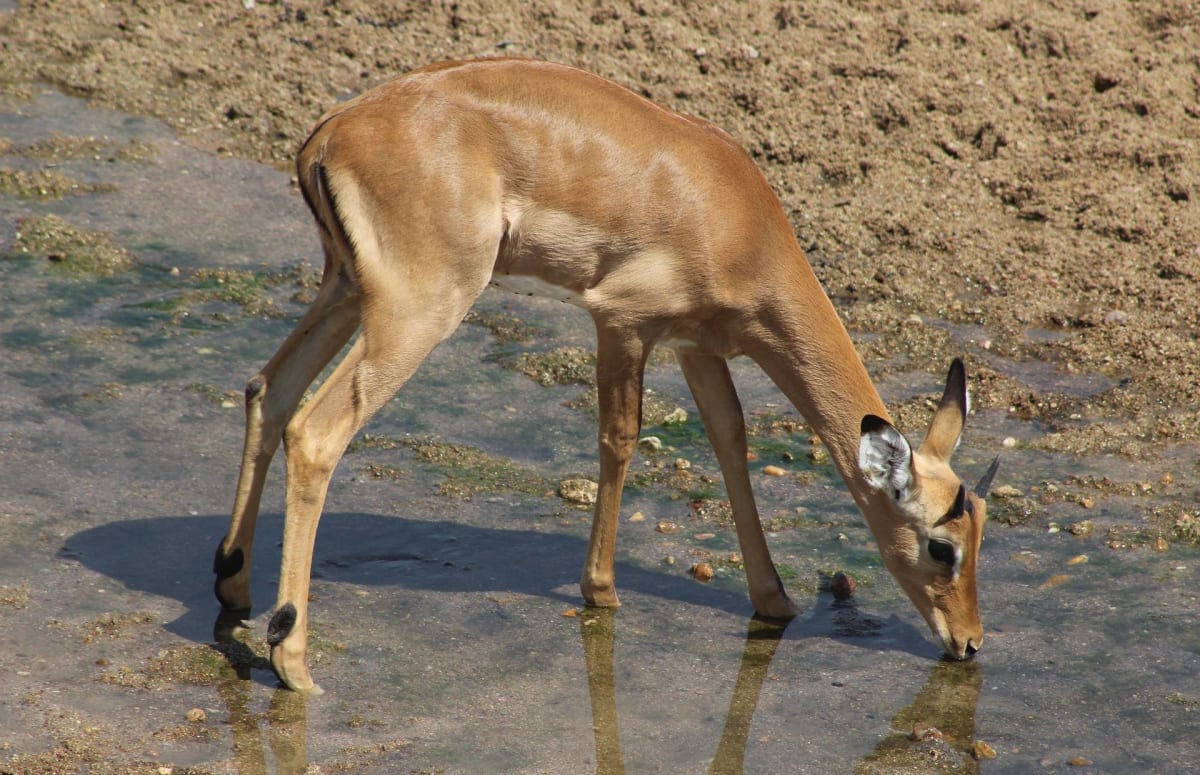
[1,0,1197,456]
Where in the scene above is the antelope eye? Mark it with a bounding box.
[928,539,957,566]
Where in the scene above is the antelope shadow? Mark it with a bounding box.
[63,510,935,658]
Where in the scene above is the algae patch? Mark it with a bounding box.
[349,433,556,499]
[8,214,134,276]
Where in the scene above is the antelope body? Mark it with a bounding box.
[213,59,995,692]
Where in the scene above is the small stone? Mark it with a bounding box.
[763,465,787,477]
[1161,472,1175,485]
[1079,496,1095,509]
[1069,520,1093,536]
[909,724,943,742]
[991,485,1023,499]
[656,520,679,534]
[1154,535,1169,552]
[662,407,688,425]
[664,555,677,565]
[904,314,924,326]
[745,451,759,462]
[1040,574,1071,590]
[807,446,829,465]
[638,436,663,453]
[1068,756,1093,767]
[561,608,579,618]
[727,552,742,564]
[628,511,646,523]
[674,457,691,470]
[972,740,997,760]
[558,479,598,505]
[186,707,206,723]
[1067,554,1089,566]
[830,571,857,600]
[694,532,716,540]
[690,562,714,582]
[1001,436,1018,448]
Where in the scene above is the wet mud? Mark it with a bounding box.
[0,2,1198,773]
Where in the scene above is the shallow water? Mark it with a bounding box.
[0,87,1197,773]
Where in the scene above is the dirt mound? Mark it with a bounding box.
[2,0,1197,455]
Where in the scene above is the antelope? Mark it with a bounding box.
[213,58,999,692]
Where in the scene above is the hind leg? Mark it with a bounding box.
[267,295,479,692]
[214,261,360,616]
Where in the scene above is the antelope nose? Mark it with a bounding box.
[965,639,981,658]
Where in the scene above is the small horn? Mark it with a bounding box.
[974,456,1001,498]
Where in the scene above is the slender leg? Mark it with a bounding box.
[215,265,360,615]
[268,296,477,691]
[580,326,649,608]
[677,351,799,619]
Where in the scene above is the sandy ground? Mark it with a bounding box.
[1,0,1198,456]
[2,3,1200,773]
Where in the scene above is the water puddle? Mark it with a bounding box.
[0,87,1197,772]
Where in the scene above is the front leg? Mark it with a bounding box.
[677,351,798,619]
[580,327,649,608]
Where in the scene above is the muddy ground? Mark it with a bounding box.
[0,1,1199,774]
[2,0,1198,455]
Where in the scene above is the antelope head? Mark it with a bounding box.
[857,358,998,660]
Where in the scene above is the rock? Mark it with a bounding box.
[662,407,688,425]
[991,484,1023,499]
[690,562,714,582]
[628,511,646,522]
[674,457,692,470]
[655,520,679,534]
[558,479,598,505]
[972,740,998,760]
[830,571,857,600]
[762,465,787,476]
[638,435,662,452]
[185,707,206,723]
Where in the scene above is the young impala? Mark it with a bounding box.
[213,58,998,692]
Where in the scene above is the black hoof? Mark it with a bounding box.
[268,603,297,647]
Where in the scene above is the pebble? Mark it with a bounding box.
[662,407,688,425]
[558,478,598,505]
[830,571,857,600]
[690,562,714,582]
[991,484,1023,499]
[972,740,998,760]
[628,511,646,523]
[674,457,691,470]
[694,532,716,540]
[1069,520,1093,536]
[638,436,663,452]
[656,520,679,534]
[763,465,787,476]
[185,707,206,723]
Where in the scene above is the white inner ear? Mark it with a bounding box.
[858,422,915,502]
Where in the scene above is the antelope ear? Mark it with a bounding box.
[859,414,914,503]
[919,357,968,461]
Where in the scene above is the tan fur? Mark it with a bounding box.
[215,59,988,691]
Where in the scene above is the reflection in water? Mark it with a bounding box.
[205,605,981,773]
[856,659,984,773]
[580,609,785,774]
[579,608,984,775]
[213,617,309,774]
